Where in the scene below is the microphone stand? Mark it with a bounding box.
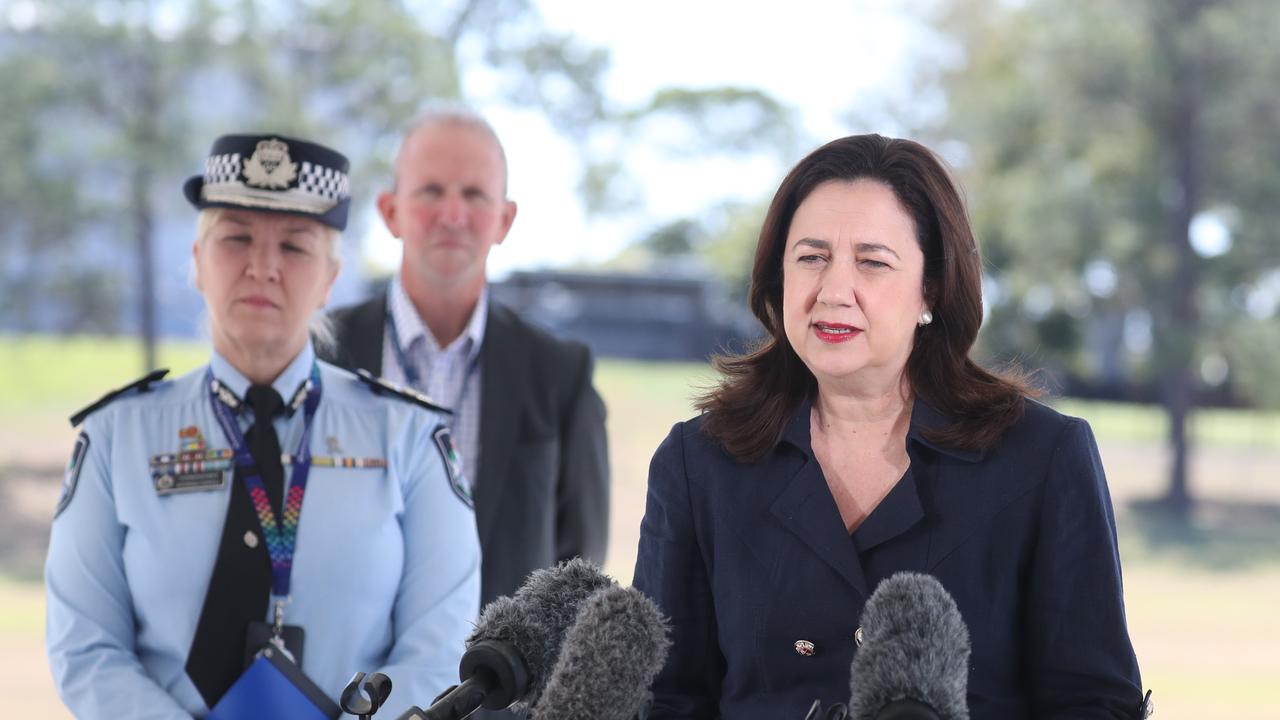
[341,672,393,720]
[804,699,849,720]
[394,639,530,720]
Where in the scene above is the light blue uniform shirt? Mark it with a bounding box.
[45,343,481,719]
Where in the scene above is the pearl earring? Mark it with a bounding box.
[919,310,933,326]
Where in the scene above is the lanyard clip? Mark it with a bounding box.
[265,596,297,663]
[271,595,292,638]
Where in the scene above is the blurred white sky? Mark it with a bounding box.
[363,0,921,279]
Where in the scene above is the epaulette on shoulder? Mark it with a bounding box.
[354,369,452,415]
[69,369,170,428]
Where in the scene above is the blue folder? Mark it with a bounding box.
[207,646,341,720]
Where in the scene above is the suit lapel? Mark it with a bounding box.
[900,400,1029,572]
[769,457,871,600]
[923,454,1035,571]
[474,305,526,548]
[343,294,386,375]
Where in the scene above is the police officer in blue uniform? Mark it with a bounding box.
[45,134,481,719]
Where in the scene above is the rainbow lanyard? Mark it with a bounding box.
[207,364,322,605]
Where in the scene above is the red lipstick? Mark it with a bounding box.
[813,322,860,344]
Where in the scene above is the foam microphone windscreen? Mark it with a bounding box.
[847,572,971,720]
[467,558,616,710]
[532,585,672,720]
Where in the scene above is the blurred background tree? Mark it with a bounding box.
[0,0,607,369]
[0,0,793,369]
[893,0,1280,514]
[621,0,1280,514]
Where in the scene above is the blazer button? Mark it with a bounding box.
[794,640,816,656]
[854,627,865,647]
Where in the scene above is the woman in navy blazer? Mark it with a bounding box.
[633,135,1147,719]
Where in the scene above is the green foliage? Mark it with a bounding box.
[1,0,810,353]
[0,0,617,341]
[578,158,643,216]
[1226,319,1280,410]
[642,219,703,257]
[912,0,1280,412]
[635,87,800,158]
[699,199,769,302]
[581,86,799,220]
[624,198,768,304]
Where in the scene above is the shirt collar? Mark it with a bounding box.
[779,395,984,463]
[389,273,488,363]
[210,341,315,414]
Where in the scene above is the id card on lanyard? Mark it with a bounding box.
[207,364,322,660]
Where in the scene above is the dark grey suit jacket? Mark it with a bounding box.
[320,293,610,607]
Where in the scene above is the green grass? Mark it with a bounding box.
[1052,397,1280,449]
[0,335,208,419]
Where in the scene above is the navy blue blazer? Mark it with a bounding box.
[632,398,1144,719]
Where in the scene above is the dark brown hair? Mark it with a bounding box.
[697,134,1031,462]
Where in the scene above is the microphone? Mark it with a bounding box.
[531,585,671,720]
[846,572,971,720]
[395,558,615,720]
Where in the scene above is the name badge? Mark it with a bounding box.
[151,428,234,495]
[153,469,230,495]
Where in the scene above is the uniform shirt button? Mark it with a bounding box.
[794,639,816,656]
[854,627,865,647]
[244,530,259,549]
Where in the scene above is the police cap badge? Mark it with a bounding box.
[183,133,351,230]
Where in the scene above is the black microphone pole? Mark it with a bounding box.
[395,640,528,720]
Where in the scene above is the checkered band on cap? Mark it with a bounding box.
[184,133,352,230]
[299,161,350,202]
[205,153,242,186]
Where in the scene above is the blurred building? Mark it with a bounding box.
[493,270,759,362]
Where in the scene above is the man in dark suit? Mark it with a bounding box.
[320,106,609,613]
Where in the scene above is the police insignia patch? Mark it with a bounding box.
[432,425,472,508]
[242,138,298,189]
[55,432,90,518]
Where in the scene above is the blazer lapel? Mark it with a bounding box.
[769,458,872,600]
[770,404,872,600]
[343,294,386,375]
[923,455,1034,571]
[474,305,526,548]
[901,400,1023,572]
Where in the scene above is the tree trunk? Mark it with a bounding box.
[1157,0,1208,516]
[132,27,160,374]
[132,161,157,373]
